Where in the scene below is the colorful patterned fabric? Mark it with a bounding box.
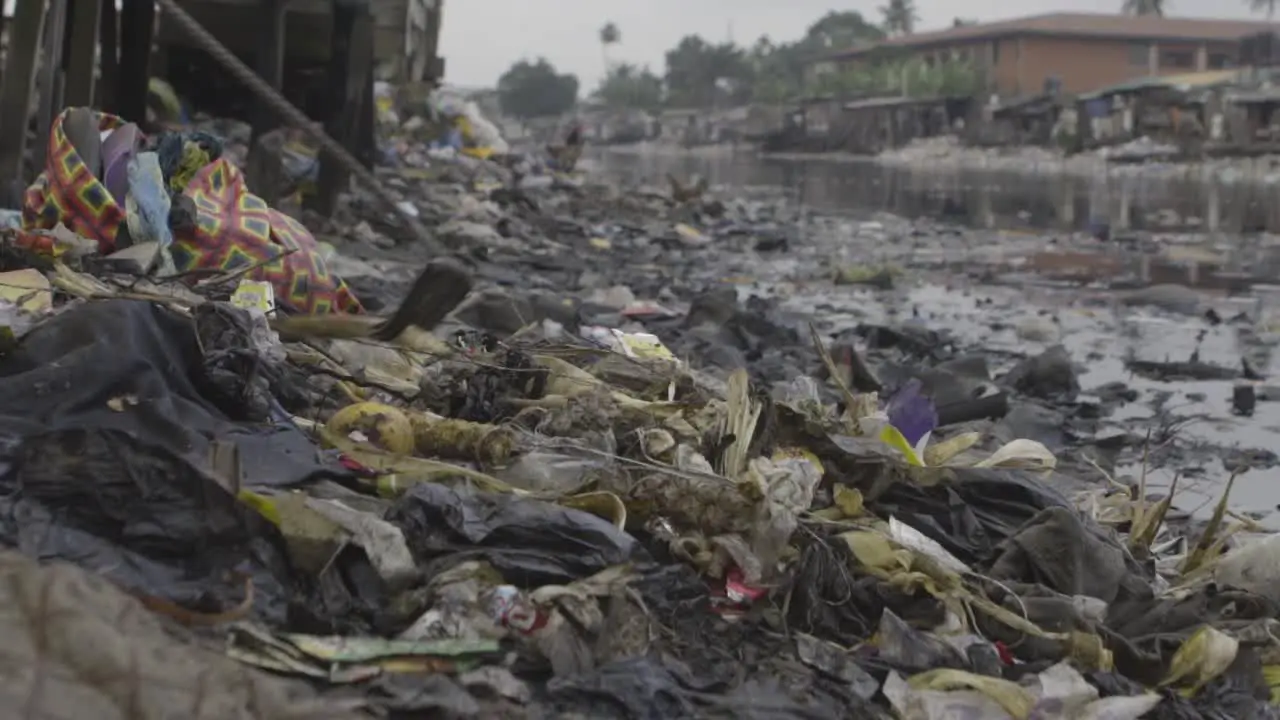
[21,109,363,315]
[22,111,127,253]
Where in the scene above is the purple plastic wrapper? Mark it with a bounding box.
[886,378,937,448]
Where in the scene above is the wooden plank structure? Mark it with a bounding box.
[0,0,53,206]
[155,0,444,82]
[0,0,445,212]
[835,96,973,155]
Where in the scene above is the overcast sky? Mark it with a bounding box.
[439,1,1269,93]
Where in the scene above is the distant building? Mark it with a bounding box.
[814,13,1278,96]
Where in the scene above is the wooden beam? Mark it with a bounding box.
[252,0,288,137]
[309,0,373,216]
[116,0,155,124]
[355,67,375,168]
[35,0,70,148]
[244,129,284,206]
[424,0,445,84]
[0,0,51,205]
[64,0,103,108]
[0,12,9,88]
[244,0,288,204]
[98,0,119,111]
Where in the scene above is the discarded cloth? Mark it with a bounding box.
[0,550,364,719]
[21,108,361,314]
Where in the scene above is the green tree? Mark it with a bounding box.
[750,38,802,96]
[815,56,979,98]
[750,35,775,65]
[1122,0,1167,15]
[599,22,621,69]
[664,35,751,107]
[805,11,885,49]
[952,17,978,27]
[496,59,579,120]
[879,0,920,35]
[594,63,664,110]
[1250,0,1276,17]
[746,36,792,103]
[744,16,884,105]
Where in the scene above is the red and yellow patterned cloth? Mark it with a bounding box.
[20,109,363,315]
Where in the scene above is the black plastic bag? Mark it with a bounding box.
[387,483,644,587]
[541,655,865,720]
[193,302,312,420]
[0,426,296,624]
[0,300,346,489]
[866,467,1074,567]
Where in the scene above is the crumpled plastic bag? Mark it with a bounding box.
[323,338,426,395]
[1161,625,1240,693]
[877,609,969,672]
[885,661,1160,720]
[497,450,616,495]
[542,654,867,718]
[1210,533,1280,603]
[0,300,344,490]
[975,439,1057,471]
[386,483,644,587]
[855,378,1055,471]
[0,427,297,624]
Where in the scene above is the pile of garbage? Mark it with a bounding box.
[0,100,1278,720]
[875,135,1095,176]
[875,133,1280,187]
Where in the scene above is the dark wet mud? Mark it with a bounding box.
[590,149,1280,527]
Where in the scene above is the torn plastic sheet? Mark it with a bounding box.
[889,516,970,574]
[541,654,861,719]
[0,300,349,489]
[884,661,1161,720]
[0,427,297,624]
[387,483,645,587]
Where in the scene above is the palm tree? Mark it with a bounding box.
[1249,0,1276,18]
[879,0,920,36]
[599,22,621,72]
[1121,0,1167,15]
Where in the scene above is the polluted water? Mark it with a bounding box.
[594,148,1280,525]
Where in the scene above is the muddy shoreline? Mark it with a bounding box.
[327,156,1280,531]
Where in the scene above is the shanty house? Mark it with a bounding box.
[815,13,1276,97]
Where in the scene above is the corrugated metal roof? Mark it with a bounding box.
[1162,68,1243,86]
[843,96,949,110]
[1226,88,1280,103]
[828,13,1276,60]
[1078,76,1179,100]
[1077,68,1241,99]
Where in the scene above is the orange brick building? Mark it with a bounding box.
[819,13,1278,96]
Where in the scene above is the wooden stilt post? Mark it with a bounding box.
[63,0,102,108]
[310,0,373,216]
[355,66,376,169]
[98,0,119,112]
[0,0,51,207]
[246,0,288,204]
[35,0,69,147]
[117,0,155,124]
